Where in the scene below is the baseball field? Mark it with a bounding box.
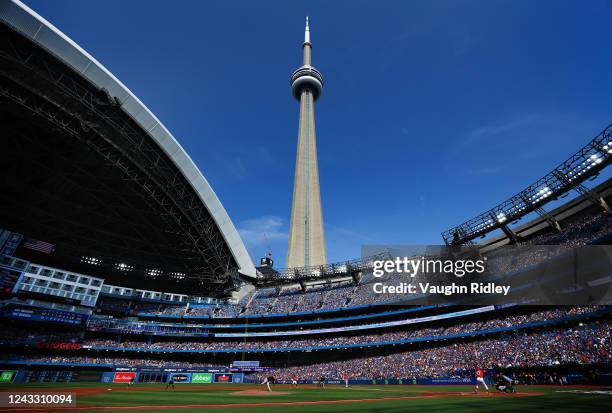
[0,382,610,412]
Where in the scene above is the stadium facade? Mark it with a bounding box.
[286,18,328,269]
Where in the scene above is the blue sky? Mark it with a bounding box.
[24,0,612,267]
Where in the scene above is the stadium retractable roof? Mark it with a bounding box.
[0,0,256,294]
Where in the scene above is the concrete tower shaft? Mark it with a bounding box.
[286,17,327,269]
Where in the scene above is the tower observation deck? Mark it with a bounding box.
[286,17,327,269]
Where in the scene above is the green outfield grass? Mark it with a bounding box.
[0,382,610,412]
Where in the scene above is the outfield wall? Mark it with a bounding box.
[100,370,245,384]
[0,369,476,386]
[3,368,609,385]
[0,368,246,384]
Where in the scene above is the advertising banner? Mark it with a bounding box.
[191,373,213,384]
[423,377,475,385]
[112,372,136,383]
[35,341,81,350]
[170,373,191,383]
[214,373,233,383]
[0,371,15,383]
[232,361,260,367]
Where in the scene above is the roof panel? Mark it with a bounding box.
[0,1,39,38]
[82,62,130,102]
[35,25,90,73]
[120,95,146,120]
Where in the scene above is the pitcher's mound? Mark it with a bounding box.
[231,390,289,396]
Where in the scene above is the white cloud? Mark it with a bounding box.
[228,157,247,180]
[237,216,288,248]
[453,114,540,154]
[470,115,537,138]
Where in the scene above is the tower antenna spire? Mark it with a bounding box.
[288,16,326,268]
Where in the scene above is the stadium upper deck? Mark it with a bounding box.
[1,187,609,331]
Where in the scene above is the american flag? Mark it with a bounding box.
[22,238,55,254]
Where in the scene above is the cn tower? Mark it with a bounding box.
[286,17,327,269]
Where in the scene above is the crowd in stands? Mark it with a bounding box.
[244,288,278,315]
[146,283,357,318]
[129,211,610,319]
[2,307,609,380]
[79,306,603,351]
[130,302,163,314]
[240,283,358,316]
[191,304,245,318]
[4,320,608,380]
[150,294,254,319]
[528,211,611,247]
[156,306,186,316]
[96,296,187,317]
[507,368,611,385]
[249,320,611,381]
[510,371,569,385]
[87,317,208,335]
[0,326,81,344]
[480,212,610,277]
[95,297,131,315]
[1,354,221,369]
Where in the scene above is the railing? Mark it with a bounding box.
[256,252,390,284]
